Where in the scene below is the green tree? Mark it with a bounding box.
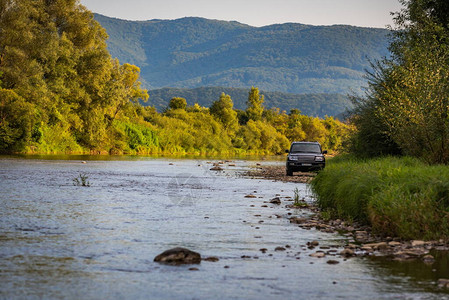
[350,0,449,163]
[246,87,264,121]
[168,97,187,110]
[0,0,148,153]
[0,89,35,152]
[209,93,238,131]
[286,109,306,142]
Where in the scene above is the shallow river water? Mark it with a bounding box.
[0,156,448,299]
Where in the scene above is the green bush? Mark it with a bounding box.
[311,156,449,240]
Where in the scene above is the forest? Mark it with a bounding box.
[146,87,351,118]
[0,0,351,156]
[95,13,389,95]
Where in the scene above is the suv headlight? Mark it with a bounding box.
[314,156,324,162]
[288,155,298,160]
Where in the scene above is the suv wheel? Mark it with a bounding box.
[286,168,293,176]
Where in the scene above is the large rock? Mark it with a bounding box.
[154,247,201,265]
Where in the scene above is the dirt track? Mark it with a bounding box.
[244,165,316,183]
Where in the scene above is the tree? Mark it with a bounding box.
[209,93,238,131]
[0,89,35,152]
[350,0,449,163]
[168,97,187,110]
[246,87,264,121]
[0,0,148,153]
[286,109,306,142]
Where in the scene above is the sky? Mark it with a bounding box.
[79,0,403,29]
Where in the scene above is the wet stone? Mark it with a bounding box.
[154,247,201,265]
[340,249,355,258]
[388,241,401,247]
[411,240,426,247]
[327,260,340,265]
[210,166,223,171]
[422,255,435,264]
[269,197,281,205]
[289,217,307,224]
[438,279,449,288]
[203,256,219,262]
[310,252,326,258]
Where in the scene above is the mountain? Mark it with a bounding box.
[146,87,351,118]
[94,14,390,95]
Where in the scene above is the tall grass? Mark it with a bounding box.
[311,156,449,240]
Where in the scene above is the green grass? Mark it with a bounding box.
[311,156,449,240]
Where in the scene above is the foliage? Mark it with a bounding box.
[168,97,187,110]
[94,14,390,95]
[0,89,35,152]
[311,156,449,240]
[0,0,148,154]
[349,0,449,164]
[0,1,352,156]
[246,87,264,122]
[209,93,238,131]
[145,87,352,118]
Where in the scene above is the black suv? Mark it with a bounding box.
[286,141,327,176]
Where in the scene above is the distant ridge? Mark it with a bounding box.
[145,86,352,118]
[95,14,390,95]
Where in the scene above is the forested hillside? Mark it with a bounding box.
[94,14,390,94]
[147,87,351,117]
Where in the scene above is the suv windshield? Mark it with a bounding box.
[290,143,321,154]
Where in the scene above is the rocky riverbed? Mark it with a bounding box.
[2,157,449,299]
[244,164,315,183]
[244,163,449,286]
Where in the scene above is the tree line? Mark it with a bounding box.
[0,0,350,155]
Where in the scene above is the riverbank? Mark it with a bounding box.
[246,161,449,266]
[311,156,449,241]
[244,164,315,183]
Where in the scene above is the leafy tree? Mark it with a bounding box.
[286,109,306,142]
[246,87,264,121]
[0,0,148,153]
[351,0,449,163]
[0,89,35,152]
[168,97,187,110]
[209,93,238,131]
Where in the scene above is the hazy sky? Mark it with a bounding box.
[79,0,403,28]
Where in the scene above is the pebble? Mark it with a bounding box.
[203,257,219,262]
[388,241,401,247]
[340,249,355,258]
[327,260,340,265]
[269,197,281,205]
[310,252,326,258]
[411,240,426,247]
[422,255,435,263]
[438,279,449,288]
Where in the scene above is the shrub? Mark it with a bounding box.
[311,156,449,239]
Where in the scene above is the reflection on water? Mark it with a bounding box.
[0,157,448,299]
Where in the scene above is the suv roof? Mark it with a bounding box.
[289,141,322,154]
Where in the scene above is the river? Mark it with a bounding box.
[0,156,448,299]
